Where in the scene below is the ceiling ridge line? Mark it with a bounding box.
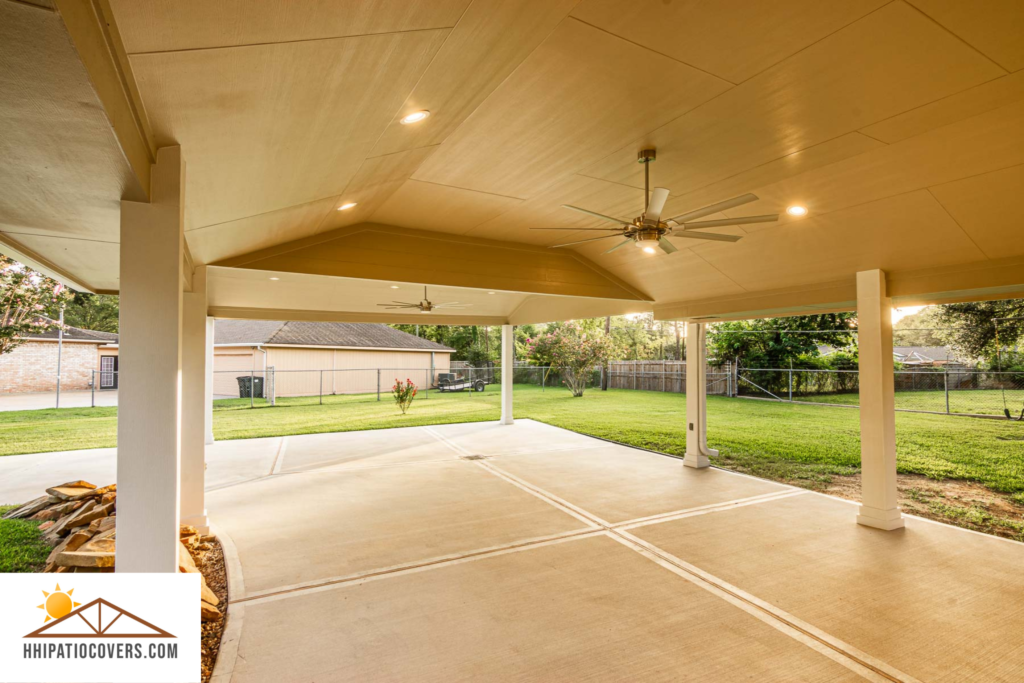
[310,145,444,237]
[731,0,898,86]
[688,249,750,294]
[402,178,527,202]
[123,25,455,58]
[567,16,737,87]
[574,2,901,183]
[0,230,118,245]
[901,0,1010,74]
[400,6,582,177]
[924,188,991,261]
[188,194,343,233]
[858,73,1019,141]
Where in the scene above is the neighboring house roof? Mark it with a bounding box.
[24,317,119,343]
[893,346,956,363]
[214,320,454,352]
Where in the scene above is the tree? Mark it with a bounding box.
[932,299,1024,363]
[46,292,119,333]
[706,313,857,368]
[892,307,943,347]
[1,255,74,355]
[525,321,619,397]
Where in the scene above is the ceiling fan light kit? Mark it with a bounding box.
[532,148,780,256]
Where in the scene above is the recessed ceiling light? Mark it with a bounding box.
[488,291,495,294]
[337,202,357,211]
[642,246,657,254]
[400,110,430,125]
[786,205,808,217]
[269,277,280,281]
[390,285,399,289]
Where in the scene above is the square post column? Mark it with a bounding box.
[181,266,209,533]
[205,317,215,445]
[500,324,513,425]
[684,322,717,468]
[116,146,185,572]
[856,270,903,530]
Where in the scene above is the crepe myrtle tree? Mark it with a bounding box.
[1,255,73,356]
[526,321,618,397]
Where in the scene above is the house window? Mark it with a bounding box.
[100,356,118,389]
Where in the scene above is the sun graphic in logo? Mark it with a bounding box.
[37,584,81,623]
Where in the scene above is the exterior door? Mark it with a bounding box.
[100,356,118,389]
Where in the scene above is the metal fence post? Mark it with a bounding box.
[377,369,381,401]
[788,362,793,402]
[250,368,254,409]
[542,367,546,392]
[91,370,95,408]
[319,370,323,405]
[944,368,950,414]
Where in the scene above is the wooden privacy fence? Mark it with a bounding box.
[606,361,734,395]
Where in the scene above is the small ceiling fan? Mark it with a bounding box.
[531,149,779,255]
[377,286,469,314]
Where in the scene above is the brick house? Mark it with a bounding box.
[0,321,119,394]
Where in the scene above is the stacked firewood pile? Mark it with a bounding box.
[3,481,222,622]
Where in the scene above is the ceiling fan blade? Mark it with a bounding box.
[529,227,624,231]
[672,231,742,243]
[644,187,670,224]
[658,237,678,254]
[604,239,634,254]
[666,193,759,224]
[378,302,417,307]
[680,214,778,230]
[549,234,623,248]
[561,205,632,226]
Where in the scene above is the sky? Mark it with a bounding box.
[892,305,927,324]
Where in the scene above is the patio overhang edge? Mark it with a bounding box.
[654,255,1024,322]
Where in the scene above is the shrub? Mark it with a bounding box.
[392,378,417,414]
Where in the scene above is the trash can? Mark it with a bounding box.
[236,376,264,398]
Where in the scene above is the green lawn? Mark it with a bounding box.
[1,386,1023,502]
[0,505,51,572]
[771,388,1024,417]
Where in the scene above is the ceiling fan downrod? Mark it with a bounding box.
[638,148,656,210]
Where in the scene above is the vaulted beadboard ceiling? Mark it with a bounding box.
[2,0,1023,321]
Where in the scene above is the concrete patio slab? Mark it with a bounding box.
[493,443,790,524]
[0,390,118,412]
[231,534,860,683]
[632,493,1024,683]
[426,418,599,456]
[277,426,457,474]
[207,459,590,596]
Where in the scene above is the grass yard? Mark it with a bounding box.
[0,504,51,572]
[770,388,1024,417]
[1,385,1022,499]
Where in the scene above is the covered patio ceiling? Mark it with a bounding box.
[2,0,1024,323]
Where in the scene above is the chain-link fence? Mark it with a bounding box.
[737,367,1024,417]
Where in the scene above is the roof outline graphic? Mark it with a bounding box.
[25,597,175,639]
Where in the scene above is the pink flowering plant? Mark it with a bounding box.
[526,322,618,397]
[1,255,73,356]
[392,378,418,414]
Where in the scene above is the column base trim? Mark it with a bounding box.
[683,452,710,469]
[500,417,514,425]
[856,505,904,531]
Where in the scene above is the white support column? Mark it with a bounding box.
[500,324,513,425]
[856,270,904,530]
[204,317,215,445]
[116,146,185,573]
[181,266,209,533]
[684,322,717,469]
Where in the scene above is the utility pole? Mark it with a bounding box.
[55,305,65,409]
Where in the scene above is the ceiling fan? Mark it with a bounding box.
[377,286,469,314]
[531,149,779,255]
